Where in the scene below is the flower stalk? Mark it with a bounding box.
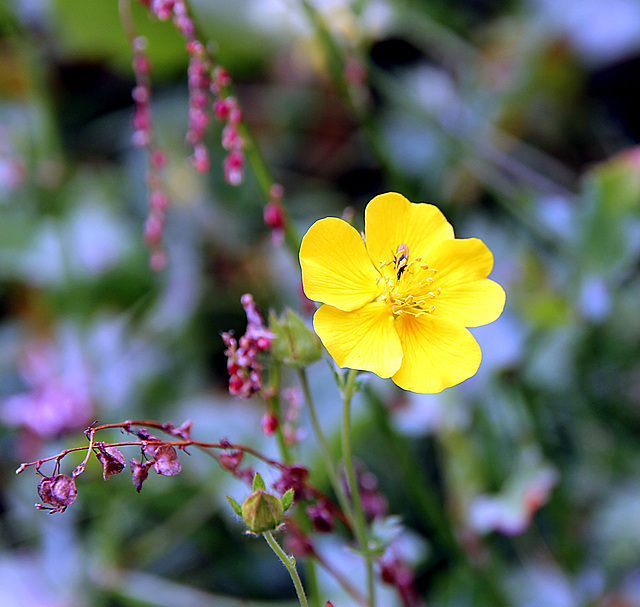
[263,530,309,607]
[297,369,354,524]
[340,368,376,607]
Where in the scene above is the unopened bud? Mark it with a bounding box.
[269,309,323,368]
[241,490,284,533]
[236,473,294,534]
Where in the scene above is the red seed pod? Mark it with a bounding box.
[130,458,153,493]
[37,474,78,513]
[219,449,243,472]
[96,445,127,481]
[149,444,182,476]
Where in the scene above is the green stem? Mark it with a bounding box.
[304,557,322,607]
[267,365,293,465]
[263,530,309,607]
[297,369,354,523]
[341,369,375,607]
[237,121,301,257]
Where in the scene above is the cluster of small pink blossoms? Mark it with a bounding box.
[263,183,286,244]
[140,0,246,186]
[129,33,170,272]
[222,294,274,397]
[213,81,245,185]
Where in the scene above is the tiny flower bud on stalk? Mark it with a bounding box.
[269,309,323,368]
[227,473,294,534]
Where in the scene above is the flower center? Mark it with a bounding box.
[376,244,440,317]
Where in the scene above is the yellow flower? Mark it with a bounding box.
[299,192,506,393]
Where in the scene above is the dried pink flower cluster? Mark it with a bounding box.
[222,294,274,398]
[25,422,189,512]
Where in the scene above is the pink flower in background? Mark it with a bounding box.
[1,339,93,453]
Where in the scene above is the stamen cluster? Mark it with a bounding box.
[377,245,440,318]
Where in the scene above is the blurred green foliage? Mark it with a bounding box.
[1,0,640,606]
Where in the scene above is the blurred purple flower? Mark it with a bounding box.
[1,339,93,447]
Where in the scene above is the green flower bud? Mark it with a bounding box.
[241,489,285,533]
[269,309,323,368]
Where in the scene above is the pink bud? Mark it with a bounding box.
[223,150,244,186]
[150,189,169,211]
[228,106,243,125]
[221,124,242,150]
[149,249,168,272]
[213,98,230,121]
[264,201,286,229]
[269,183,284,201]
[185,40,204,55]
[214,67,231,87]
[132,130,151,148]
[175,15,195,38]
[151,149,167,169]
[144,213,164,246]
[132,85,149,104]
[133,107,151,132]
[133,54,151,76]
[261,413,278,435]
[229,375,245,395]
[191,143,210,173]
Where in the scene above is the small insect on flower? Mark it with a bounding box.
[299,192,506,393]
[395,243,409,280]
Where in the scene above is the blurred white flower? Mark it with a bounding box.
[469,449,558,535]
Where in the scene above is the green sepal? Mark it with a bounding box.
[253,472,266,492]
[226,495,242,518]
[281,488,294,512]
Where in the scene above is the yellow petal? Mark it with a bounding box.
[300,217,381,311]
[392,315,481,393]
[424,238,495,286]
[314,303,403,378]
[364,192,454,268]
[431,279,506,327]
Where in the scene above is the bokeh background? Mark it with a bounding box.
[1,0,640,605]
